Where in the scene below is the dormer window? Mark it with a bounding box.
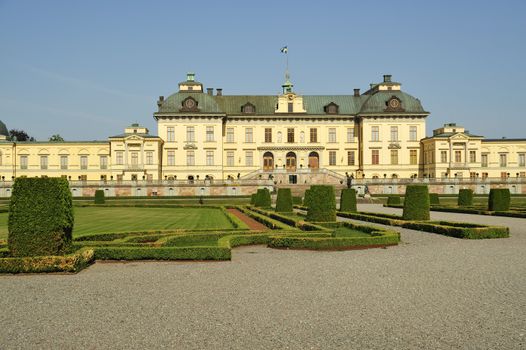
[324,102,339,115]
[241,103,255,114]
[384,96,404,112]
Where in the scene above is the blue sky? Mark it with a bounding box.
[0,0,525,140]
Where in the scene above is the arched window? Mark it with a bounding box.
[241,103,255,114]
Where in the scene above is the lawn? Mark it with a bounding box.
[0,207,236,240]
[332,226,371,238]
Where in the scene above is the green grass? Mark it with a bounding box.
[0,207,235,240]
[332,226,371,238]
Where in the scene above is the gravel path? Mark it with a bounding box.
[1,204,525,349]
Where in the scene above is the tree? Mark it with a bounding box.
[9,129,35,142]
[49,134,65,142]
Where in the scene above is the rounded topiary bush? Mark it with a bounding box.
[303,189,312,207]
[340,188,357,212]
[254,188,271,208]
[275,188,293,212]
[8,177,74,257]
[94,190,105,204]
[488,188,510,211]
[458,189,474,207]
[402,185,430,221]
[429,193,440,206]
[306,185,336,222]
[386,195,401,206]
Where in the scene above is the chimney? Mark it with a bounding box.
[216,88,223,96]
[370,83,375,89]
[353,88,360,97]
[383,74,392,83]
[207,88,213,96]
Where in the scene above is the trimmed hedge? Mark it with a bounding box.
[401,221,509,239]
[292,196,303,205]
[306,185,336,222]
[8,177,74,257]
[94,190,105,204]
[254,188,271,208]
[488,188,511,211]
[429,193,440,205]
[340,188,357,212]
[303,189,312,207]
[250,194,257,205]
[458,189,474,207]
[0,248,94,274]
[386,195,401,206]
[275,188,293,213]
[402,185,430,221]
[93,246,231,261]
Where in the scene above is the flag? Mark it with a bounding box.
[280,46,288,53]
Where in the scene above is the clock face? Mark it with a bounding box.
[389,98,400,108]
[184,98,196,109]
[287,94,294,100]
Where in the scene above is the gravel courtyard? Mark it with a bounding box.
[1,204,525,349]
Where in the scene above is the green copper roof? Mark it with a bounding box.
[0,120,8,137]
[158,92,223,113]
[214,95,277,115]
[359,90,427,114]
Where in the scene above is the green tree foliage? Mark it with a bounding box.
[49,134,65,142]
[457,189,474,207]
[340,188,357,212]
[488,188,511,211]
[275,188,293,212]
[8,178,74,257]
[306,185,336,222]
[9,129,35,141]
[402,185,430,220]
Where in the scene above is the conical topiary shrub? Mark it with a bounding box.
[94,190,105,204]
[306,185,336,222]
[275,188,293,212]
[429,193,440,206]
[488,188,510,211]
[457,189,473,207]
[254,188,271,208]
[386,195,401,206]
[339,188,357,212]
[402,185,430,220]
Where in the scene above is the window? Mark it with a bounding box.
[328,128,337,143]
[40,155,48,170]
[60,156,68,170]
[481,154,488,167]
[131,152,138,166]
[146,152,153,165]
[116,152,123,165]
[390,150,398,165]
[372,150,379,165]
[469,151,476,163]
[186,151,195,166]
[410,150,417,165]
[226,151,234,166]
[441,151,447,163]
[206,126,214,142]
[329,151,336,166]
[500,154,507,167]
[167,127,175,142]
[226,128,234,143]
[519,153,526,167]
[20,155,28,169]
[310,128,317,143]
[245,128,253,143]
[245,151,253,166]
[206,151,214,166]
[325,104,338,114]
[80,156,88,170]
[287,128,294,143]
[100,156,108,169]
[409,126,417,141]
[455,150,462,163]
[242,104,255,114]
[288,102,293,113]
[167,151,175,166]
[371,126,379,141]
[186,126,195,142]
[264,128,272,143]
[347,151,355,166]
[347,128,355,142]
[390,126,398,142]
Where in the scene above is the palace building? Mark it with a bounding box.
[0,73,525,185]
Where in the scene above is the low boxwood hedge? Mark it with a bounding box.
[93,246,231,261]
[488,188,511,211]
[401,221,509,239]
[0,248,94,274]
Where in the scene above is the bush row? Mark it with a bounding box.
[0,248,94,274]
[236,206,294,230]
[93,246,231,261]
[248,206,328,232]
